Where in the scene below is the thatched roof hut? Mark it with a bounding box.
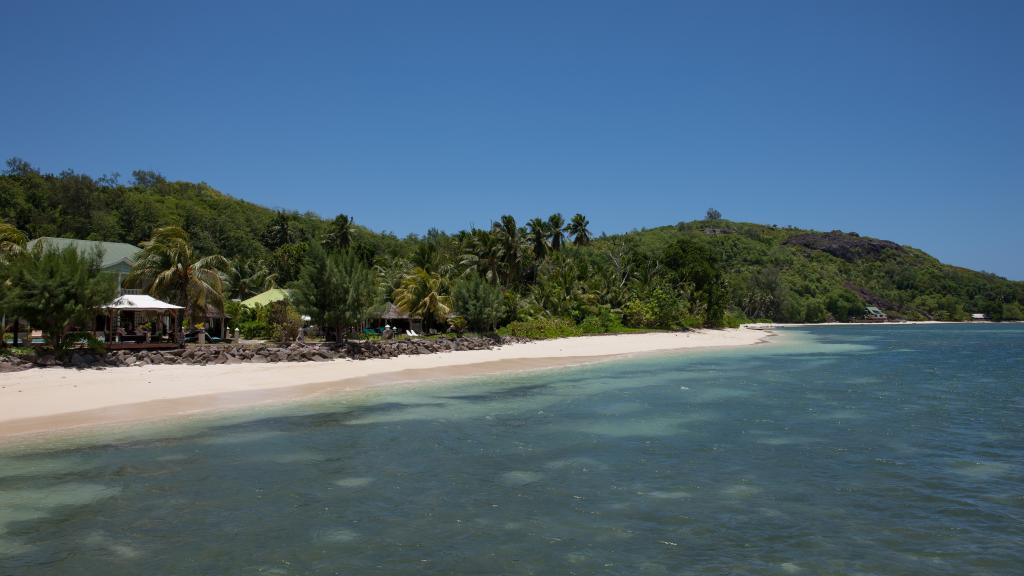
[378,302,419,320]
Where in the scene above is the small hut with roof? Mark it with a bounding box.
[373,303,422,334]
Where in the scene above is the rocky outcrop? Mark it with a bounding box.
[0,336,531,372]
[784,231,902,262]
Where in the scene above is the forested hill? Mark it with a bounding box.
[600,222,1024,322]
[2,158,1022,324]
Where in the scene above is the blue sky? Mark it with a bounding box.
[2,1,1022,279]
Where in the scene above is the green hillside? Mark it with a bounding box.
[2,158,1022,329]
[601,221,1024,322]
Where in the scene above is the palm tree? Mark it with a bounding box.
[127,226,230,325]
[0,223,27,261]
[492,215,525,286]
[393,267,452,331]
[526,217,549,260]
[547,213,567,251]
[323,213,353,251]
[0,223,27,346]
[226,259,278,300]
[459,229,501,284]
[567,213,592,246]
[261,211,298,250]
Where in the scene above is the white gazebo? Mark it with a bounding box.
[103,295,185,349]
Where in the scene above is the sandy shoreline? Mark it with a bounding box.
[0,328,770,441]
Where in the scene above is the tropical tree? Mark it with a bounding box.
[526,217,549,260]
[532,251,589,319]
[261,211,300,250]
[323,213,353,252]
[459,229,501,284]
[567,213,591,246]
[663,237,726,327]
[393,267,452,330]
[226,258,277,300]
[706,208,722,220]
[452,273,504,332]
[292,243,378,340]
[0,224,26,345]
[492,215,524,286]
[0,222,27,260]
[547,213,567,251]
[127,226,230,325]
[5,244,117,356]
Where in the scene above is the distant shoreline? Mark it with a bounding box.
[745,320,1014,328]
[0,328,771,444]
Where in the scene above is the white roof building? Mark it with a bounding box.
[105,295,184,311]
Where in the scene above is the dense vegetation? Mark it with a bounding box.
[2,158,1022,348]
[2,242,117,356]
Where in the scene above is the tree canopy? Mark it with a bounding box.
[4,158,1023,341]
[4,243,117,355]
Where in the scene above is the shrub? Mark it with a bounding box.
[452,274,503,332]
[5,243,117,357]
[497,317,581,339]
[268,300,301,343]
[578,305,625,334]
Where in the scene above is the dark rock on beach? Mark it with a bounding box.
[1,335,531,371]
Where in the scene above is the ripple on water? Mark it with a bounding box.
[500,471,544,486]
[0,455,92,480]
[949,460,1014,480]
[1,325,1022,574]
[643,490,692,499]
[333,477,373,488]
[0,483,121,557]
[318,527,359,544]
[83,531,143,559]
[544,457,608,472]
[720,484,762,498]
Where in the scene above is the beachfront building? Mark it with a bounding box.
[372,302,423,335]
[970,313,988,321]
[240,288,293,308]
[864,306,888,322]
[26,237,141,288]
[14,238,144,343]
[103,294,184,350]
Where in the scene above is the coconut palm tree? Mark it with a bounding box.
[323,213,353,251]
[492,215,525,286]
[0,223,26,261]
[459,229,501,284]
[547,213,567,251]
[526,217,549,260]
[393,267,452,331]
[127,226,230,324]
[567,213,592,246]
[226,258,278,300]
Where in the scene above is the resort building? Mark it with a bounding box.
[371,303,422,335]
[26,237,141,287]
[241,288,293,308]
[864,306,888,322]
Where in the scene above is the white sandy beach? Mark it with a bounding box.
[0,328,769,439]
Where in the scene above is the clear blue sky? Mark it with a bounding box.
[2,1,1022,279]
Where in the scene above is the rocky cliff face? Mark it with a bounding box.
[783,231,902,262]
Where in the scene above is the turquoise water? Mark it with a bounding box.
[1,325,1022,575]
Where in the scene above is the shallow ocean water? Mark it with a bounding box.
[1,325,1022,575]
